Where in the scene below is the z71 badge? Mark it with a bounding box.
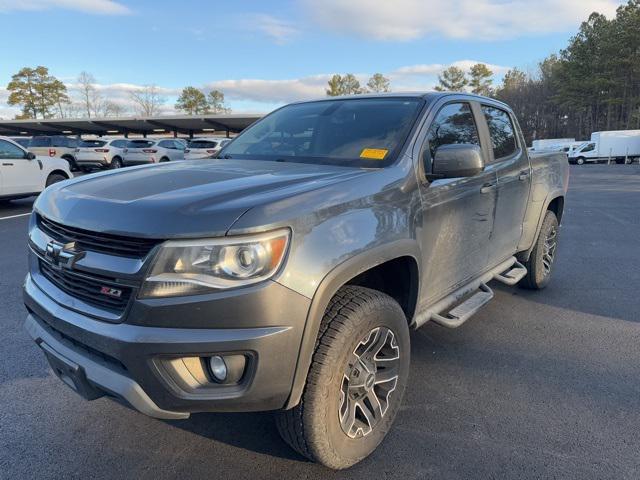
[100,286,123,298]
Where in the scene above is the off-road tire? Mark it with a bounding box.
[276,286,410,469]
[45,173,67,187]
[519,210,559,290]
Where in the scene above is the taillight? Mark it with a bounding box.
[95,148,110,153]
[143,149,158,153]
[48,148,56,157]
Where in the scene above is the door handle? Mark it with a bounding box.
[2,162,14,166]
[480,183,496,194]
[518,171,530,181]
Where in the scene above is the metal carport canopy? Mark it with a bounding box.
[0,113,264,137]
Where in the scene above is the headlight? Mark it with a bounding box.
[140,229,290,298]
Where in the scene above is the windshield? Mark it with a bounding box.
[127,140,154,148]
[79,140,107,148]
[189,140,219,149]
[220,97,423,167]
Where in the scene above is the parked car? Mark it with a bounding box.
[27,136,79,171]
[124,138,185,165]
[185,137,231,160]
[568,130,640,164]
[0,136,71,201]
[9,137,31,148]
[24,93,569,469]
[75,138,128,170]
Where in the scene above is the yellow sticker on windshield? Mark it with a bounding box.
[360,148,388,160]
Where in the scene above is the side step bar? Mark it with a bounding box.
[431,283,494,329]
[413,256,528,329]
[494,260,527,286]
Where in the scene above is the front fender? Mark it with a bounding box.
[282,239,421,409]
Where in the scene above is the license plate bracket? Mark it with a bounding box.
[40,342,105,401]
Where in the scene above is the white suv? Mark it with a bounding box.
[75,138,128,170]
[124,139,185,165]
[0,137,71,201]
[185,137,232,160]
[27,136,79,171]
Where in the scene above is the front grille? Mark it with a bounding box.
[39,260,132,313]
[37,214,159,258]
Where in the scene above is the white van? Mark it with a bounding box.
[569,130,640,165]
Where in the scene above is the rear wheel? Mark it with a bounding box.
[276,286,410,469]
[110,157,123,169]
[519,210,559,290]
[62,155,78,172]
[45,173,67,187]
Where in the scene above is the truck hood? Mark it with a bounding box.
[35,159,370,238]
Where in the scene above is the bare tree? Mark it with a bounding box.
[103,101,127,117]
[129,85,166,116]
[77,71,104,118]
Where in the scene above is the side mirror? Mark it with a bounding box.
[430,144,484,180]
[26,151,36,160]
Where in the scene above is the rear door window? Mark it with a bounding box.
[481,106,518,160]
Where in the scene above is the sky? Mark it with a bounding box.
[0,0,627,118]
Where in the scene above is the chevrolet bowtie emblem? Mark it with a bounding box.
[45,240,86,269]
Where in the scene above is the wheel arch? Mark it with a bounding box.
[48,169,70,180]
[518,192,565,262]
[283,240,420,409]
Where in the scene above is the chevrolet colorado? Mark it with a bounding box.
[24,93,569,469]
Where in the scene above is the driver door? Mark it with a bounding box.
[0,139,42,195]
[415,100,498,304]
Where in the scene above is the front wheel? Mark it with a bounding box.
[276,286,410,469]
[519,210,559,290]
[576,157,585,165]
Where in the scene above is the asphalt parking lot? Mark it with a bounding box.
[1,164,639,479]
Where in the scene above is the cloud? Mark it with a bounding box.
[251,14,300,44]
[0,0,131,15]
[392,60,511,77]
[206,75,330,104]
[304,0,622,41]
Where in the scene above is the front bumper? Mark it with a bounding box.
[24,272,311,418]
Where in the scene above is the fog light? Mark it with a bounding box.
[208,355,227,382]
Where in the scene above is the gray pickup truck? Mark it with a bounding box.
[24,93,568,469]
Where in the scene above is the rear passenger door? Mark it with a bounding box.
[416,100,498,304]
[480,104,531,266]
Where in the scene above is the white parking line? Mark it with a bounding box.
[0,212,31,221]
